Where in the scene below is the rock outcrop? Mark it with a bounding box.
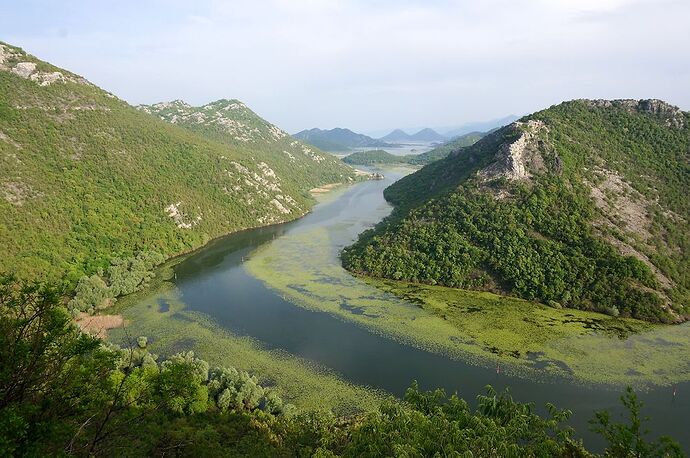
[477,120,548,182]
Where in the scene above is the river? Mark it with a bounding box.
[113,167,690,452]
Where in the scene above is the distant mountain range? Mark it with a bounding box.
[342,131,485,166]
[366,116,519,141]
[293,127,392,151]
[380,128,446,143]
[295,118,518,151]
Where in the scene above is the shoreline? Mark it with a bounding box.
[77,179,358,338]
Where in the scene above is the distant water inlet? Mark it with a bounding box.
[112,166,690,452]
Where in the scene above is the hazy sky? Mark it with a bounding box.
[2,0,689,133]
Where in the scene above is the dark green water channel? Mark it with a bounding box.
[151,169,689,452]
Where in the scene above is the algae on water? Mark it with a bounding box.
[245,207,690,388]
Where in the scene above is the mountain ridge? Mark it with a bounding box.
[0,41,356,281]
[342,98,690,323]
[380,127,446,143]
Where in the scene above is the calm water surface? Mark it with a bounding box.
[150,168,689,451]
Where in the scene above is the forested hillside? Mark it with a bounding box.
[137,99,354,191]
[343,100,690,323]
[0,42,356,282]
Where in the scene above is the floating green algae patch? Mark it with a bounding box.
[245,222,690,388]
[245,228,470,357]
[371,280,690,386]
[107,280,383,414]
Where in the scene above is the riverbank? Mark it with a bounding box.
[106,262,384,413]
[101,168,690,451]
[243,171,690,388]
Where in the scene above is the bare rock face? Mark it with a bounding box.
[0,43,89,87]
[11,62,36,78]
[478,120,548,182]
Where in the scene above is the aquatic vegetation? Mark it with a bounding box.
[108,279,383,413]
[245,215,690,387]
[246,229,472,356]
[371,279,690,387]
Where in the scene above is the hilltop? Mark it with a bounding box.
[293,127,391,151]
[137,99,356,191]
[343,99,690,323]
[0,42,356,281]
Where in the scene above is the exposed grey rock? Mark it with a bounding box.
[11,62,36,78]
[478,120,548,181]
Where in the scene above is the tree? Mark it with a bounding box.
[67,274,112,313]
[590,386,683,457]
[0,274,116,455]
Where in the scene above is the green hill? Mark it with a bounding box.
[342,149,407,165]
[137,99,355,194]
[409,131,485,164]
[293,127,392,151]
[342,99,690,323]
[342,132,485,166]
[0,42,356,282]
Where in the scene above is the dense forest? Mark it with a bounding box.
[343,100,690,323]
[0,275,682,457]
[0,42,356,284]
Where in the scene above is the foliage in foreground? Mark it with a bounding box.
[0,275,683,457]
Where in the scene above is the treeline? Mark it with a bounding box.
[0,275,683,456]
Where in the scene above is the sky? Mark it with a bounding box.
[1,0,689,134]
